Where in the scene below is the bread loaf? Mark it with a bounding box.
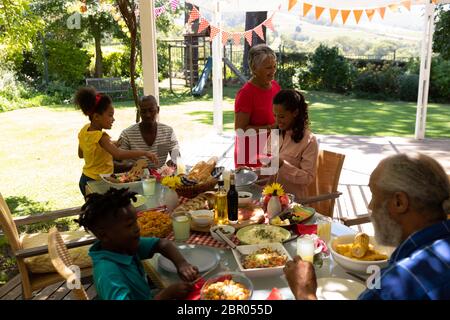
[172,192,216,215]
[187,157,218,183]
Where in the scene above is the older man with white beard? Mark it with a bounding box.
[284,153,450,300]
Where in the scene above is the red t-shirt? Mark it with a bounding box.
[234,80,281,168]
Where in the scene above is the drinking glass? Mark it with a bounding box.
[317,216,332,244]
[297,235,315,263]
[142,176,156,196]
[172,214,190,242]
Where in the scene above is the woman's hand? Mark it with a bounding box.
[283,255,317,300]
[155,282,193,300]
[145,151,159,166]
[176,261,199,282]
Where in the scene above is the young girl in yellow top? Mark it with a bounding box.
[75,87,159,197]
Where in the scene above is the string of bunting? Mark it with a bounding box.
[287,0,432,24]
[155,0,180,17]
[187,6,280,47]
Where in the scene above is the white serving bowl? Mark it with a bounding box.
[232,242,292,278]
[210,225,235,243]
[330,234,395,274]
[238,191,253,205]
[189,209,214,227]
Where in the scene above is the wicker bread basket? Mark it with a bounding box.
[175,178,218,199]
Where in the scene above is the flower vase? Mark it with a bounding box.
[163,187,179,212]
[267,196,282,218]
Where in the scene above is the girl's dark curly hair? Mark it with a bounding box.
[273,89,309,143]
[76,188,137,234]
[74,87,112,120]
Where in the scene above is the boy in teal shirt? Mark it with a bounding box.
[77,188,199,300]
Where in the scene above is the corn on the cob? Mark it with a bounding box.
[351,233,370,258]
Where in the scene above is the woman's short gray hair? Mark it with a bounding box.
[377,153,450,217]
[248,44,277,74]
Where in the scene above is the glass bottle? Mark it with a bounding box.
[227,173,238,224]
[214,180,228,225]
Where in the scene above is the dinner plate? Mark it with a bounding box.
[235,169,258,187]
[131,194,146,208]
[158,247,220,273]
[316,277,366,300]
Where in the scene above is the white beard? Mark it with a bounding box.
[370,201,403,247]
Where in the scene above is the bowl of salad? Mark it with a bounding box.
[269,204,315,229]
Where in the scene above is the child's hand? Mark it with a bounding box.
[156,282,193,300]
[177,261,199,282]
[145,152,159,166]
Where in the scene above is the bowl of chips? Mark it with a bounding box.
[137,210,172,238]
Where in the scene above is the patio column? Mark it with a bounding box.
[414,0,435,140]
[212,0,223,134]
[140,0,160,104]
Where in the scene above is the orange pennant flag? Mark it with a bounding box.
[187,7,200,24]
[365,9,375,21]
[353,10,363,24]
[303,3,312,17]
[329,9,339,23]
[254,25,265,41]
[315,6,325,20]
[341,10,351,24]
[198,18,209,34]
[222,31,230,46]
[378,7,386,19]
[263,17,275,32]
[209,26,220,41]
[244,30,253,46]
[232,33,242,46]
[288,0,298,11]
[402,1,411,11]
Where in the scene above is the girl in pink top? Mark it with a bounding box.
[234,44,281,168]
[265,89,319,201]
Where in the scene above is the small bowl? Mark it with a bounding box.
[210,225,235,243]
[189,209,214,227]
[201,271,253,300]
[238,191,253,205]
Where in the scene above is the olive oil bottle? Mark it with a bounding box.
[214,180,228,225]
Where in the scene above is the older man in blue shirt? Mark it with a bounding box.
[284,153,450,300]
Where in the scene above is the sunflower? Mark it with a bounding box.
[262,183,285,196]
[161,175,182,190]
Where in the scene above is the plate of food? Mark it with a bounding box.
[236,224,291,245]
[158,246,220,273]
[100,159,148,189]
[201,272,253,300]
[232,242,292,278]
[269,204,315,229]
[137,210,172,238]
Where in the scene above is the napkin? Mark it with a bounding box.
[294,224,317,235]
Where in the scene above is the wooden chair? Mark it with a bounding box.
[300,150,346,218]
[48,227,89,300]
[0,193,95,299]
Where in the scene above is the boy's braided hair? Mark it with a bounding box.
[76,188,137,233]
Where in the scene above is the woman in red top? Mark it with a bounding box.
[234,44,281,168]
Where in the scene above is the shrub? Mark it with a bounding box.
[354,63,403,100]
[430,56,450,102]
[103,51,129,78]
[399,74,419,102]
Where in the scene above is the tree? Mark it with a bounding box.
[433,6,450,60]
[243,12,267,76]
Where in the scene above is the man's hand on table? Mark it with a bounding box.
[283,255,318,300]
[176,261,199,282]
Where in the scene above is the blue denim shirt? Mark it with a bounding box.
[359,220,450,300]
[89,237,160,300]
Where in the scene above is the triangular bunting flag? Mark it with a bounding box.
[388,4,398,11]
[303,3,313,17]
[232,33,242,46]
[401,1,411,11]
[198,18,209,34]
[378,7,386,19]
[315,7,325,20]
[263,17,275,32]
[254,25,265,41]
[222,31,230,46]
[353,10,363,24]
[330,9,339,23]
[341,10,351,24]
[288,0,298,11]
[244,30,253,46]
[365,9,375,21]
[187,7,200,24]
[170,0,179,11]
[210,26,220,40]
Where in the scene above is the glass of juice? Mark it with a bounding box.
[172,214,190,242]
[297,235,315,263]
[142,176,156,196]
[317,216,332,244]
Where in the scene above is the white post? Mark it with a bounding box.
[212,1,223,134]
[139,0,160,104]
[414,0,435,140]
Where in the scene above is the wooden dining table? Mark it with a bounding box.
[86,179,365,300]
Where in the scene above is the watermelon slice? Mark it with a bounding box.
[266,287,283,300]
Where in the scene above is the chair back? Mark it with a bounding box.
[48,227,89,300]
[307,150,345,217]
[0,193,22,252]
